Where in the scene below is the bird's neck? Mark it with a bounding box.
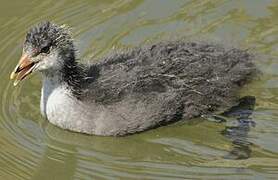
[61,59,85,97]
[41,56,85,98]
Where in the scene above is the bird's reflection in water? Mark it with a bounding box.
[36,96,257,179]
[221,96,256,160]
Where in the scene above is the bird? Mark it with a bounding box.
[10,21,257,136]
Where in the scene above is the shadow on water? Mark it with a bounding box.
[220,96,256,160]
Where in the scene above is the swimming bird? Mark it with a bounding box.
[10,22,256,136]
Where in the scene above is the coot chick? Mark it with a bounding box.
[10,22,256,136]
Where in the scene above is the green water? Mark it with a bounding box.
[0,0,277,179]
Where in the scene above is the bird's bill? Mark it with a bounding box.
[10,54,36,86]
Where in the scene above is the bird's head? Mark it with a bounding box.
[10,21,75,86]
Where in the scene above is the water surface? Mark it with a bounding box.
[0,0,277,179]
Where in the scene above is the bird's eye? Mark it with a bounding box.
[40,46,51,54]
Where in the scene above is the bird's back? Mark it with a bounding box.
[78,41,256,135]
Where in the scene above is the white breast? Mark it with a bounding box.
[40,76,104,134]
[39,75,135,135]
[40,77,87,130]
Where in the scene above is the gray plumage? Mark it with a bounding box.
[21,22,256,136]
